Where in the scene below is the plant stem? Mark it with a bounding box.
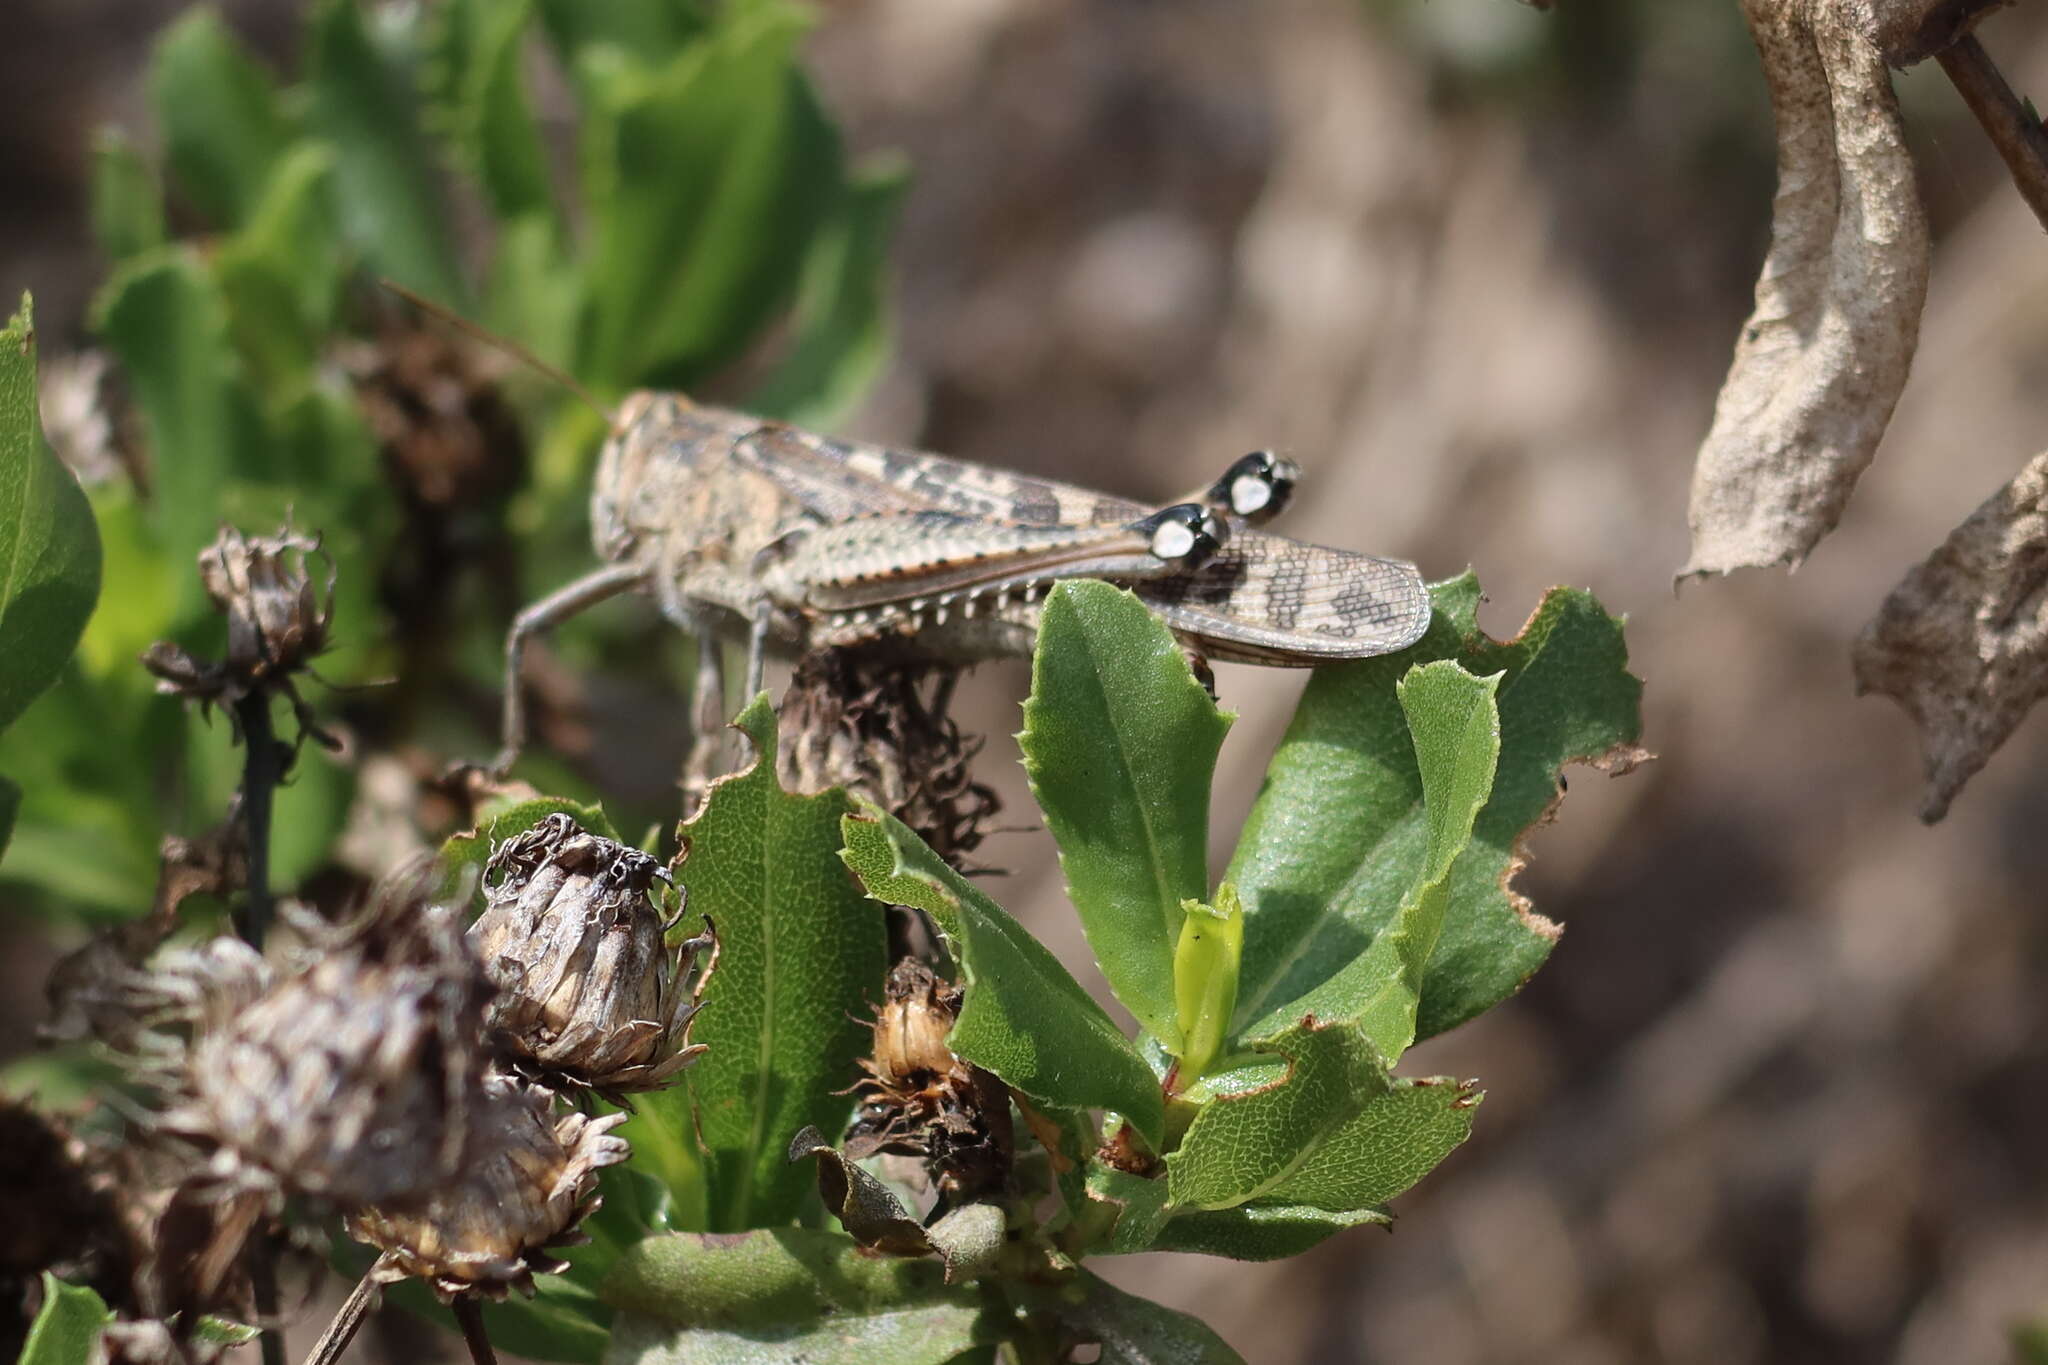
[304,1269,380,1365]
[1936,34,2048,232]
[453,1298,499,1365]
[232,692,279,949]
[251,1250,285,1365]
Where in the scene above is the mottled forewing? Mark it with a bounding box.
[1139,534,1431,663]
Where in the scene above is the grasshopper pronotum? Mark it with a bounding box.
[491,389,1430,774]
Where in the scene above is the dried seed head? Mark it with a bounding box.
[147,879,495,1211]
[347,1072,629,1301]
[778,651,1000,868]
[846,960,1014,1203]
[142,525,337,744]
[472,814,716,1101]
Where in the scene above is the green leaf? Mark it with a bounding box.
[533,0,709,75]
[89,128,165,262]
[0,774,17,862]
[0,296,103,737]
[1264,1076,1480,1211]
[841,807,1164,1147]
[147,8,291,229]
[19,1274,110,1365]
[1082,1163,1172,1255]
[1012,1272,1244,1365]
[1145,1201,1388,1261]
[602,1228,1000,1365]
[577,3,842,391]
[213,144,345,388]
[306,0,468,306]
[657,696,886,1230]
[748,156,909,427]
[1228,573,1643,1042]
[1164,1017,1387,1212]
[91,251,263,616]
[1243,662,1499,1058]
[1173,884,1243,1086]
[1020,581,1234,1053]
[432,0,555,224]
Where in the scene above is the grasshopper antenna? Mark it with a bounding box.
[377,278,616,427]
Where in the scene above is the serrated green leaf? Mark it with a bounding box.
[1264,1076,1480,1211]
[433,0,555,224]
[306,0,468,306]
[1229,573,1642,1042]
[576,3,842,391]
[19,1274,110,1365]
[1020,581,1234,1053]
[89,128,165,262]
[1145,1201,1389,1261]
[91,250,262,618]
[1244,662,1499,1058]
[1164,1017,1387,1212]
[0,296,102,741]
[655,697,886,1230]
[601,1228,1000,1365]
[749,156,909,428]
[1012,1272,1244,1365]
[1083,1163,1172,1255]
[147,8,291,229]
[841,807,1164,1147]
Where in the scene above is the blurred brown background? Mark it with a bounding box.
[9,0,2048,1361]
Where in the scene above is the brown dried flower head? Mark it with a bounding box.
[472,813,717,1101]
[145,879,496,1211]
[846,959,1014,1203]
[347,1072,629,1302]
[141,525,337,741]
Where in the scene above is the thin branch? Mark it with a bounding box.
[1936,34,2048,232]
[452,1297,499,1365]
[251,1250,285,1365]
[302,1269,380,1365]
[231,691,280,949]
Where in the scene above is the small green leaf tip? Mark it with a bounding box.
[1172,883,1243,1087]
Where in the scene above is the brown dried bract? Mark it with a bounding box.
[472,813,717,1101]
[1682,0,1929,581]
[346,1072,629,1302]
[846,960,1013,1204]
[1853,449,2048,821]
[778,649,1000,867]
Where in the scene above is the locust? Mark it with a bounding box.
[491,390,1431,774]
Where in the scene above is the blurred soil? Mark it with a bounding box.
[8,0,2048,1361]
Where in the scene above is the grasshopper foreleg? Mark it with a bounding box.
[494,562,647,775]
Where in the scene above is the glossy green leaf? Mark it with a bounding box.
[1020,581,1234,1053]
[147,8,291,229]
[432,0,555,224]
[0,296,102,740]
[749,156,909,428]
[1228,573,1643,1042]
[602,1228,999,1365]
[576,3,841,391]
[656,697,886,1230]
[841,807,1164,1146]
[1243,662,1499,1058]
[19,1274,110,1365]
[89,127,165,262]
[1264,1076,1480,1211]
[1146,1201,1388,1261]
[306,0,468,306]
[1164,1018,1387,1212]
[93,253,268,620]
[1013,1272,1244,1365]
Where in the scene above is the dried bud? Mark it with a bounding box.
[779,651,999,868]
[347,1073,629,1301]
[146,881,495,1211]
[142,526,336,741]
[472,814,716,1101]
[846,960,1013,1203]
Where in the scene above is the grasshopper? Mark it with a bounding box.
[491,390,1430,775]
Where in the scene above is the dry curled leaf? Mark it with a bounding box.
[1845,0,2012,66]
[1853,449,2048,822]
[1683,0,1930,581]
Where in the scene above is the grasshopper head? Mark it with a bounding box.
[1131,503,1229,571]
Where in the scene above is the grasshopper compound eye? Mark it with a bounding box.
[1209,450,1299,523]
[1133,503,1229,569]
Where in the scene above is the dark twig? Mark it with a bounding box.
[303,1268,380,1365]
[251,1252,285,1365]
[231,692,280,950]
[1936,34,2048,233]
[452,1297,499,1365]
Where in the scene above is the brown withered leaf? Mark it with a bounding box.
[1682,0,1930,580]
[1853,449,2048,822]
[786,1126,1005,1282]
